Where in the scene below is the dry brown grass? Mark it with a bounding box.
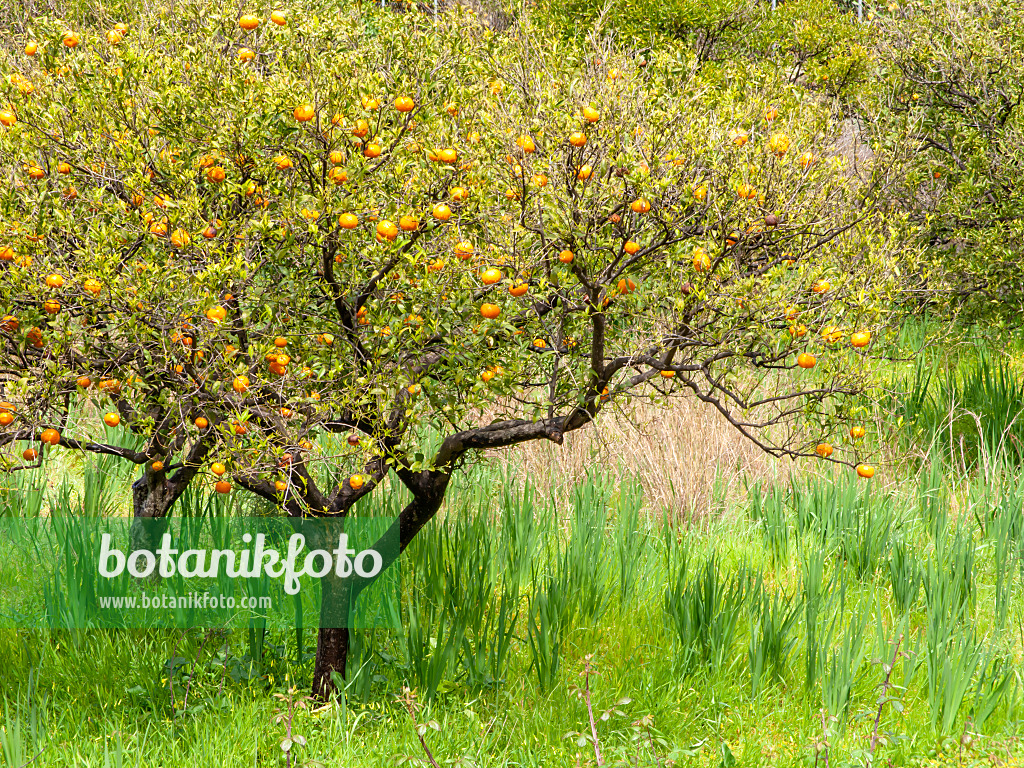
[487,395,796,525]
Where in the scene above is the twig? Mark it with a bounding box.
[869,635,903,760]
[581,654,604,766]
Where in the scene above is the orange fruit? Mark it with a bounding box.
[352,119,369,138]
[274,336,288,347]
[349,475,364,490]
[432,204,452,221]
[215,480,232,494]
[797,353,816,369]
[151,460,164,472]
[568,132,586,147]
[481,369,495,383]
[0,110,16,128]
[0,412,12,426]
[62,32,80,48]
[850,426,866,439]
[399,215,419,232]
[450,186,469,202]
[170,229,190,249]
[23,448,38,461]
[363,143,382,158]
[630,198,651,214]
[851,331,871,348]
[617,278,637,294]
[211,462,227,476]
[692,247,711,273]
[437,148,457,164]
[205,166,226,183]
[76,375,91,388]
[206,305,227,323]
[41,428,61,445]
[516,134,536,153]
[25,41,38,56]
[338,212,359,229]
[582,106,600,123]
[232,375,250,393]
[798,151,816,169]
[509,282,529,297]
[238,47,255,62]
[660,370,676,378]
[481,268,502,285]
[559,249,574,264]
[856,464,875,479]
[195,416,209,429]
[480,303,501,320]
[43,300,61,315]
[270,9,287,25]
[768,132,790,157]
[45,274,64,288]
[623,241,640,255]
[730,128,748,146]
[815,443,834,457]
[239,14,260,29]
[811,279,831,294]
[821,326,843,344]
[577,165,592,180]
[394,95,415,112]
[376,220,398,242]
[293,104,315,122]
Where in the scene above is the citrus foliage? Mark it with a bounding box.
[0,2,909,516]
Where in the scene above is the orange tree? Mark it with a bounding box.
[0,1,910,694]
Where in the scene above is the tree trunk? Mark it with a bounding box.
[128,473,178,553]
[312,627,350,698]
[310,473,450,700]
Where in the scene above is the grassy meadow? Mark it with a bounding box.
[2,328,1024,767]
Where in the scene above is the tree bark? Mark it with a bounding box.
[128,473,178,553]
[310,471,450,700]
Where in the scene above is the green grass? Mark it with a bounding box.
[2,439,1024,766]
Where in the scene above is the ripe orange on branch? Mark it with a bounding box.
[851,331,871,348]
[797,353,816,369]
